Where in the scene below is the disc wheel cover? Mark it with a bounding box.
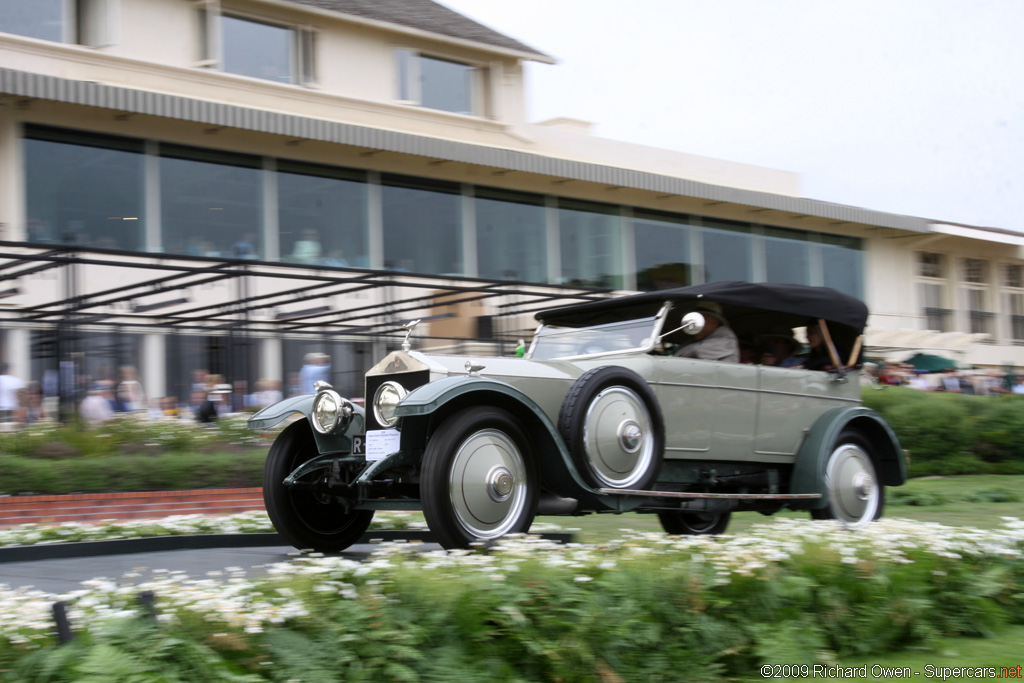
[448,428,530,540]
[823,441,880,526]
[582,386,657,489]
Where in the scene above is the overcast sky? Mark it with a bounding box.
[438,0,1024,232]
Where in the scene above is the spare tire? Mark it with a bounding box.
[557,366,664,490]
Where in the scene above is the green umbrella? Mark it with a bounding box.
[903,352,958,372]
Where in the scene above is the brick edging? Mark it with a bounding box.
[0,488,266,527]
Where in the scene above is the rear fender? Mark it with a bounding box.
[789,406,906,508]
[395,376,608,505]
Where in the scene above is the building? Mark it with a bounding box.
[0,0,1021,411]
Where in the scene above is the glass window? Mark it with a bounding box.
[160,145,263,259]
[961,258,988,284]
[821,234,863,298]
[475,188,547,282]
[1005,292,1024,342]
[278,162,368,267]
[701,219,752,283]
[381,175,461,275]
[633,211,692,291]
[558,201,622,289]
[165,334,259,408]
[1005,264,1023,288]
[963,287,993,335]
[397,50,478,115]
[221,14,295,83]
[919,282,950,332]
[282,339,373,399]
[919,252,944,278]
[30,329,143,407]
[0,0,67,42]
[764,227,810,285]
[24,126,145,249]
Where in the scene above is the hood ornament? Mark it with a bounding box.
[401,319,421,352]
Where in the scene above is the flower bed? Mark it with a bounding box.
[0,510,424,547]
[1,517,1022,681]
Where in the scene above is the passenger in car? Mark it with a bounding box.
[804,322,838,371]
[673,302,740,362]
[758,326,803,367]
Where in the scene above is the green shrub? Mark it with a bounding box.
[964,488,1022,504]
[0,451,265,495]
[863,387,1024,476]
[0,415,273,460]
[974,399,1024,462]
[888,488,948,506]
[885,399,971,463]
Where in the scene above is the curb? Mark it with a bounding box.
[0,531,576,563]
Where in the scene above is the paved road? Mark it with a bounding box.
[0,542,441,595]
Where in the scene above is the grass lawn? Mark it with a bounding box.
[536,474,1024,544]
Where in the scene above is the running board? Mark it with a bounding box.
[598,488,821,500]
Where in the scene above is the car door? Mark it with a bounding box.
[651,356,758,461]
[755,366,860,459]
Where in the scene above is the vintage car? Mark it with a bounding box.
[249,281,906,551]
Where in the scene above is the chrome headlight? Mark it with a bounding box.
[373,381,407,428]
[311,389,354,435]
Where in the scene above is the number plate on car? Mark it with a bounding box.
[359,429,401,462]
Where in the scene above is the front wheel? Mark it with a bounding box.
[810,431,884,526]
[421,406,538,549]
[264,421,374,552]
[657,511,731,535]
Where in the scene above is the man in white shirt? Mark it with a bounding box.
[0,363,25,423]
[79,382,114,426]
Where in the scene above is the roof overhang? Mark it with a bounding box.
[0,68,930,233]
[864,327,991,359]
[259,0,556,64]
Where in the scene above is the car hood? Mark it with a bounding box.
[366,350,581,382]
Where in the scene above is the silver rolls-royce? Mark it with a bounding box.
[249,281,905,551]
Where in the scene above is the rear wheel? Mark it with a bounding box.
[810,431,884,526]
[657,511,731,535]
[263,421,373,552]
[421,407,537,549]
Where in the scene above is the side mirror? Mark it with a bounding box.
[657,311,706,344]
[680,312,705,336]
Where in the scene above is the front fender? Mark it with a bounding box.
[789,406,906,508]
[248,394,365,455]
[248,395,314,430]
[395,376,608,504]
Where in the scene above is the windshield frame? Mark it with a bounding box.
[526,302,673,360]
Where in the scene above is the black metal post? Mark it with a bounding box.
[52,601,73,644]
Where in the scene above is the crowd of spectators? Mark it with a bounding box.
[867,361,1024,395]
[0,363,291,430]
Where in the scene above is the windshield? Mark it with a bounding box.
[528,316,658,360]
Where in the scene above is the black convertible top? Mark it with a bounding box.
[537,281,869,351]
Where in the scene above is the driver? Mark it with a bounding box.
[673,301,739,362]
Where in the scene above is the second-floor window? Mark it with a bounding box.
[0,0,111,46]
[198,7,314,85]
[396,50,481,116]
[222,15,294,84]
